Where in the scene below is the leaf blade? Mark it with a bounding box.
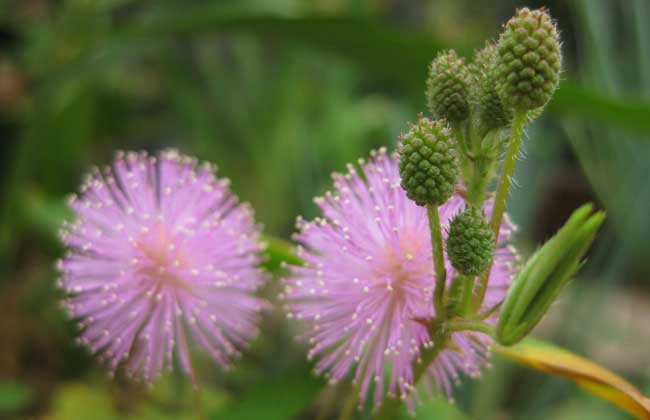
[495,338,650,420]
[97,8,650,134]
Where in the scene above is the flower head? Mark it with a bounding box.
[58,149,266,383]
[282,149,517,407]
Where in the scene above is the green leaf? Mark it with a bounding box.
[211,363,323,420]
[496,204,605,345]
[496,338,650,420]
[0,381,34,415]
[105,12,450,92]
[550,81,650,134]
[77,7,650,134]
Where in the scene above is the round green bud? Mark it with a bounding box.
[494,7,562,112]
[398,116,459,207]
[426,50,471,123]
[447,208,495,276]
[471,43,513,131]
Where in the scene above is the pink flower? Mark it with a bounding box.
[283,149,517,406]
[58,149,266,383]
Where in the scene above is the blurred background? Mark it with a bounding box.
[1,0,649,419]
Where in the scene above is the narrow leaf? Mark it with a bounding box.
[551,81,650,133]
[497,204,605,345]
[40,5,650,135]
[496,338,650,420]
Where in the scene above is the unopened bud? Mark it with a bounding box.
[494,7,562,112]
[426,50,471,123]
[471,43,513,131]
[447,208,495,276]
[398,116,459,207]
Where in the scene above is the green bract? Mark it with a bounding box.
[447,208,495,276]
[494,7,562,112]
[398,117,459,207]
[426,50,471,123]
[496,204,605,346]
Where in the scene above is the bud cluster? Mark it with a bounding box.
[398,7,566,339]
[424,7,561,134]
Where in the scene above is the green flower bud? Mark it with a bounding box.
[447,208,495,276]
[426,50,471,123]
[494,7,562,112]
[496,204,605,346]
[471,43,513,131]
[398,116,459,207]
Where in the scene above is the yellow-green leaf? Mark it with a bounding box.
[495,338,650,420]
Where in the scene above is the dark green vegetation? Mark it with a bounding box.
[1,1,649,419]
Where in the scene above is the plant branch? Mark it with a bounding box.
[472,111,527,311]
[428,205,447,321]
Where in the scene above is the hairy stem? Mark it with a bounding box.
[465,156,495,208]
[448,274,474,317]
[428,205,447,321]
[459,275,475,316]
[453,123,475,194]
[465,130,500,208]
[473,112,527,311]
[489,112,526,235]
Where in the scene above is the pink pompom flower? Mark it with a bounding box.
[282,148,517,407]
[58,149,266,383]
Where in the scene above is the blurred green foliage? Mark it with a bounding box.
[0,382,33,417]
[1,0,649,419]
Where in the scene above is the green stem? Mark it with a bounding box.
[467,114,480,155]
[413,331,449,383]
[465,130,499,208]
[428,205,447,321]
[465,157,494,208]
[447,320,495,336]
[459,275,475,316]
[373,318,492,419]
[448,274,474,317]
[192,384,207,420]
[375,209,449,418]
[472,112,527,311]
[447,275,463,306]
[374,330,450,419]
[338,385,360,420]
[452,124,469,157]
[488,112,527,235]
[453,124,473,191]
